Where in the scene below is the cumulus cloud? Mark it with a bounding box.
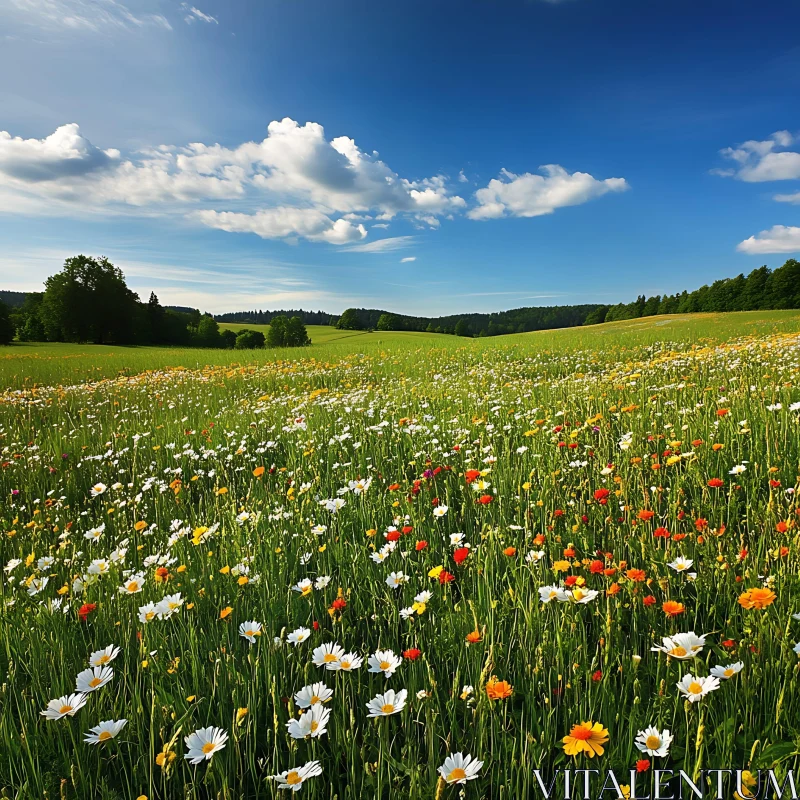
[0,124,120,182]
[0,118,628,245]
[737,225,800,254]
[0,119,469,244]
[716,131,800,182]
[4,0,172,31]
[181,3,217,24]
[468,165,629,220]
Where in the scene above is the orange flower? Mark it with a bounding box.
[465,630,481,644]
[134,520,148,532]
[607,582,621,596]
[738,588,776,610]
[252,466,265,477]
[626,568,646,582]
[503,546,517,557]
[485,676,513,700]
[219,606,234,620]
[562,721,609,758]
[637,510,655,521]
[662,600,685,617]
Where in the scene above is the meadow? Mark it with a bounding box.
[2,309,800,799]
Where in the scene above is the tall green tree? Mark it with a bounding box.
[267,315,289,347]
[336,308,363,330]
[0,301,14,344]
[285,316,311,346]
[41,255,139,344]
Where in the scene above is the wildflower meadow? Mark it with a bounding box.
[2,312,800,798]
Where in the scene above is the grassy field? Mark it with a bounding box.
[2,310,800,798]
[3,310,800,389]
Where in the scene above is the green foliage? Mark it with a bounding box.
[266,315,310,347]
[267,314,288,347]
[583,306,609,326]
[336,308,364,330]
[234,329,266,349]
[0,302,14,344]
[41,255,140,344]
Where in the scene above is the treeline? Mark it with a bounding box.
[216,308,336,325]
[592,260,800,324]
[3,255,310,349]
[333,305,601,336]
[331,259,800,336]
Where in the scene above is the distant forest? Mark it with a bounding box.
[215,259,800,337]
[3,258,800,343]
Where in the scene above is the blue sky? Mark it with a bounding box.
[1,0,799,315]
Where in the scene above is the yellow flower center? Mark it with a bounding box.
[98,731,113,741]
[688,681,703,694]
[310,695,320,704]
[97,655,110,664]
[310,721,319,732]
[89,677,102,688]
[724,668,734,677]
[323,653,338,662]
[286,771,302,786]
[646,735,661,749]
[380,661,391,670]
[145,612,155,620]
[202,742,216,754]
[381,703,395,714]
[128,582,139,592]
[669,646,687,657]
[448,768,467,782]
[59,705,72,714]
[340,661,350,669]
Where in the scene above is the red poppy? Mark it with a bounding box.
[478,495,493,505]
[386,530,401,542]
[636,760,651,773]
[403,648,422,661]
[415,540,428,551]
[465,469,482,483]
[331,598,347,611]
[78,603,97,622]
[707,478,724,488]
[453,547,469,565]
[591,670,603,682]
[653,526,670,538]
[438,570,455,584]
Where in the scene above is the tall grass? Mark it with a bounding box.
[1,312,800,798]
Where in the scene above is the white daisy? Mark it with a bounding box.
[438,752,484,784]
[84,719,127,745]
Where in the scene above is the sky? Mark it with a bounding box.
[1,0,800,316]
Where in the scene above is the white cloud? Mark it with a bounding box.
[737,225,800,254]
[4,0,172,31]
[400,256,416,263]
[0,118,628,245]
[0,118,469,244]
[181,3,217,24]
[0,124,119,181]
[774,191,800,204]
[716,131,800,182]
[194,208,366,243]
[342,236,415,253]
[468,165,629,220]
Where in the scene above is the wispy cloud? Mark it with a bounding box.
[3,0,172,32]
[400,256,416,263]
[342,236,416,253]
[181,3,217,24]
